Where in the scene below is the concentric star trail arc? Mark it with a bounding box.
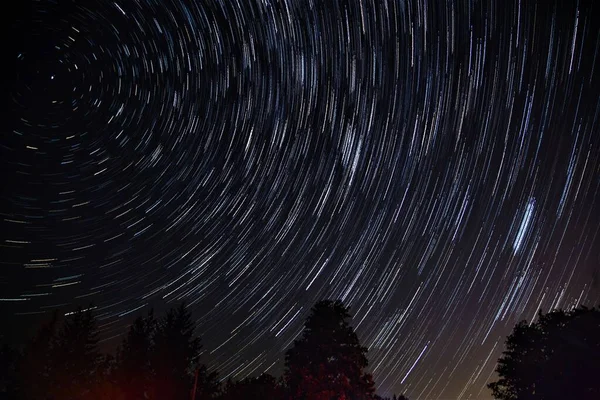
[1,0,600,399]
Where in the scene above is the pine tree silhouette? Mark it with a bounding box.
[151,303,201,400]
[16,311,59,400]
[285,300,376,400]
[115,310,156,400]
[51,307,102,400]
[488,306,600,400]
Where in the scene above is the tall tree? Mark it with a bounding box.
[285,300,376,400]
[151,303,202,400]
[51,307,103,400]
[114,310,156,400]
[488,306,600,400]
[15,311,59,400]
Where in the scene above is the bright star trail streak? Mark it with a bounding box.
[1,0,600,399]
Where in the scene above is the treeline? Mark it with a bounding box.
[0,300,409,400]
[3,300,598,399]
[487,305,600,400]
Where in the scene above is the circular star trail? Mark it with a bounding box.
[2,0,600,398]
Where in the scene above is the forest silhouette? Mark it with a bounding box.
[0,300,408,400]
[1,300,599,400]
[487,306,600,400]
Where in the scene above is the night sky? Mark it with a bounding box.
[1,0,600,399]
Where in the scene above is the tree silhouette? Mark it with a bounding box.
[151,302,202,400]
[0,344,18,399]
[220,373,284,400]
[285,300,376,400]
[191,364,221,400]
[375,395,409,400]
[51,307,103,400]
[0,300,401,400]
[15,311,59,400]
[114,310,156,400]
[89,354,121,400]
[488,306,600,400]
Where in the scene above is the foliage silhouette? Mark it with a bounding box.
[191,364,221,400]
[0,344,18,399]
[150,302,203,399]
[285,300,377,400]
[220,373,285,400]
[375,395,409,400]
[488,306,600,400]
[14,311,59,400]
[114,310,156,400]
[0,299,410,400]
[51,306,103,400]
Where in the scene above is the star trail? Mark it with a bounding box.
[1,0,600,399]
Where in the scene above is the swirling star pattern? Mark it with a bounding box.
[2,0,600,398]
